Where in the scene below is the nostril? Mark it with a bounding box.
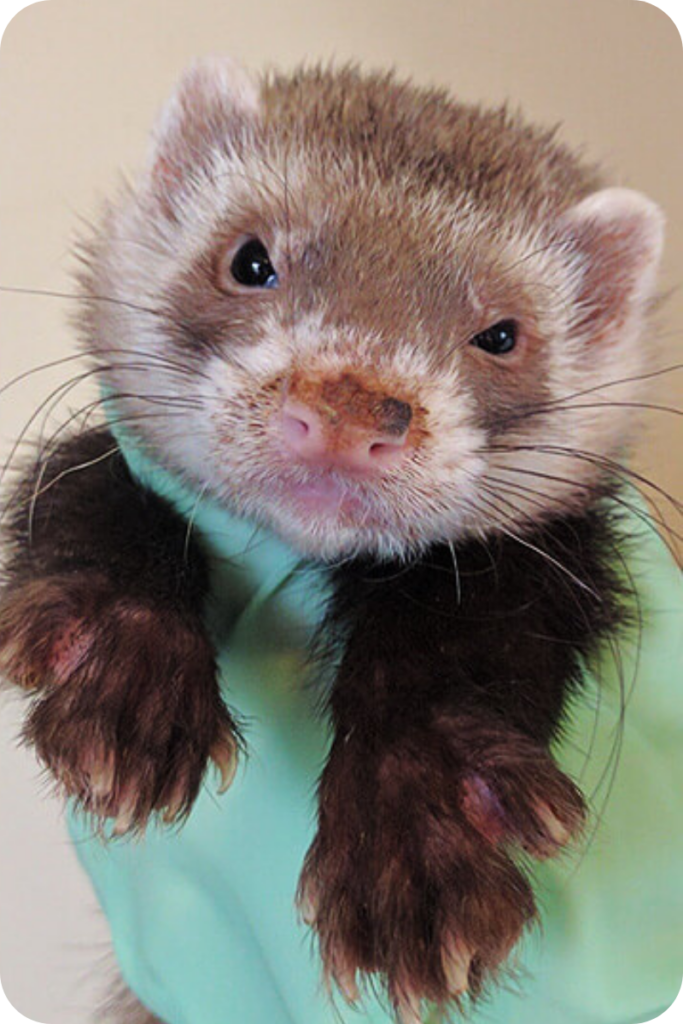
[279,391,412,471]
[369,442,391,457]
[282,413,310,442]
[280,401,323,457]
[368,433,409,465]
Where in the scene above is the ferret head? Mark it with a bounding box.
[79,58,664,560]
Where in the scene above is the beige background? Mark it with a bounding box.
[0,1,681,1021]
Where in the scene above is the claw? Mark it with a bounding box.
[335,966,360,1004]
[111,810,137,835]
[87,750,115,800]
[395,991,423,1024]
[535,801,572,846]
[112,789,139,836]
[525,800,577,857]
[162,779,191,823]
[297,879,318,926]
[211,734,238,793]
[441,936,472,995]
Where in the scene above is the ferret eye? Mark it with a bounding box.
[470,320,517,355]
[230,238,279,289]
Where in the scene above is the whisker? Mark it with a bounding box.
[470,481,637,839]
[484,468,680,544]
[485,442,683,520]
[2,399,199,533]
[0,347,214,408]
[481,458,682,562]
[478,473,557,518]
[183,482,210,564]
[0,367,107,490]
[528,362,683,411]
[447,540,462,606]
[502,398,683,429]
[26,392,197,485]
[588,540,646,843]
[27,444,122,543]
[467,485,602,602]
[13,402,206,536]
[0,284,163,319]
[0,353,97,403]
[537,445,683,521]
[0,361,205,497]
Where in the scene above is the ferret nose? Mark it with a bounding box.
[280,397,412,473]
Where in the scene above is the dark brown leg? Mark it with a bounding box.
[0,428,239,832]
[300,513,622,1018]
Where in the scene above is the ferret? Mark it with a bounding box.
[0,57,675,1024]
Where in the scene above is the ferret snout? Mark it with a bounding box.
[278,373,413,473]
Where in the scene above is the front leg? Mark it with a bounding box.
[0,428,239,832]
[301,527,619,1019]
[299,710,584,1021]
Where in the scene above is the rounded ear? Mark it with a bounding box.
[147,56,261,200]
[558,188,665,339]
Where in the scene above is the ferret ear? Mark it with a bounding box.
[146,56,261,201]
[558,188,664,340]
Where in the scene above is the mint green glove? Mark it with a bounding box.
[69,442,683,1024]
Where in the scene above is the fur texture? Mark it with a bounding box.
[0,60,667,1023]
[0,423,629,1017]
[75,64,663,560]
[0,429,239,828]
[298,499,626,1013]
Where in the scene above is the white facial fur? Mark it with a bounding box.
[77,60,664,561]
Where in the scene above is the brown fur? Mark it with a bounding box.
[299,499,625,1015]
[261,66,600,217]
[287,371,426,455]
[75,63,661,559]
[299,713,584,1008]
[291,373,413,435]
[0,571,238,830]
[0,60,665,1022]
[0,430,240,829]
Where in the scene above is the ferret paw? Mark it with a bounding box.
[298,808,533,1021]
[0,573,241,833]
[298,715,585,1021]
[441,713,586,858]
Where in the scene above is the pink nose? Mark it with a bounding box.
[280,398,410,473]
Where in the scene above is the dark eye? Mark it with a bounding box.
[230,238,279,289]
[470,320,518,356]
